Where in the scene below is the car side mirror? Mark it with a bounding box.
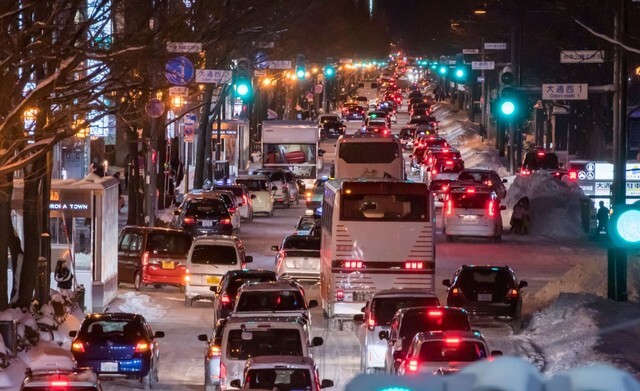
[154,331,165,339]
[318,149,326,156]
[229,379,242,388]
[271,245,279,251]
[197,334,209,342]
[308,300,318,308]
[379,330,389,340]
[502,178,508,183]
[442,279,451,287]
[500,205,507,211]
[519,280,528,289]
[251,194,257,199]
[209,286,219,293]
[353,314,364,322]
[271,186,278,191]
[321,379,334,389]
[68,330,77,338]
[491,350,503,357]
[312,337,324,347]
[245,255,253,263]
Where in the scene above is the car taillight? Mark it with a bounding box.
[50,380,69,387]
[305,191,312,202]
[228,208,236,214]
[383,129,389,136]
[445,199,453,215]
[141,251,149,266]
[207,345,222,359]
[367,317,376,330]
[221,218,231,225]
[71,341,85,352]
[343,260,363,269]
[220,362,226,382]
[183,216,196,224]
[431,169,437,175]
[506,288,519,299]
[243,194,248,205]
[488,200,496,217]
[185,268,190,283]
[445,160,453,165]
[466,188,475,193]
[408,360,419,372]
[428,310,443,317]
[220,293,231,305]
[537,151,545,157]
[445,338,461,345]
[135,342,150,353]
[336,290,344,301]
[404,261,424,269]
[521,169,531,176]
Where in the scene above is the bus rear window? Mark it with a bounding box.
[339,143,400,164]
[341,194,428,221]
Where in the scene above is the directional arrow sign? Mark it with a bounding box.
[267,60,292,69]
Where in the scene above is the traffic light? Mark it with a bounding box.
[295,54,306,79]
[609,204,640,248]
[453,53,466,82]
[233,57,252,100]
[324,57,335,78]
[498,65,516,118]
[438,65,448,75]
[499,65,515,97]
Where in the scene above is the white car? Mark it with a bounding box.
[229,356,333,390]
[235,175,274,217]
[213,184,255,221]
[272,234,321,283]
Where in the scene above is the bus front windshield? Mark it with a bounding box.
[341,193,428,221]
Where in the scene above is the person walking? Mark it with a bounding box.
[510,201,524,234]
[596,201,610,234]
[54,259,73,295]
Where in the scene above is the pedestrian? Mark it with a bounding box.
[510,201,524,233]
[113,171,124,212]
[596,201,610,234]
[54,259,73,295]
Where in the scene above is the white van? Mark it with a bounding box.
[184,235,252,306]
[333,134,405,180]
[356,80,379,107]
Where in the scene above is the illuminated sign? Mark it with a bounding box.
[49,202,90,211]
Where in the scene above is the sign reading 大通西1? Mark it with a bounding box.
[484,42,507,50]
[560,50,605,64]
[195,69,232,84]
[542,83,588,100]
[471,61,495,70]
[267,61,292,69]
[166,42,202,53]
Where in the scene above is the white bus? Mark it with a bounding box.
[319,179,435,330]
[333,134,405,180]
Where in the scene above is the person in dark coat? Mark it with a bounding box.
[596,201,610,234]
[54,259,73,291]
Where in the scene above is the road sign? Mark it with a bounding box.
[145,99,165,118]
[183,113,197,125]
[542,83,588,100]
[166,42,202,53]
[306,92,313,102]
[183,124,195,142]
[169,86,188,96]
[485,42,507,50]
[253,51,269,70]
[471,61,495,70]
[463,49,479,54]
[267,60,292,69]
[560,50,605,64]
[253,70,266,77]
[165,56,194,85]
[339,58,353,64]
[315,84,324,94]
[195,69,232,84]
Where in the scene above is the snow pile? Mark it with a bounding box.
[108,291,167,321]
[157,205,176,225]
[503,173,589,239]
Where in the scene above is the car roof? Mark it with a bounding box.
[192,235,240,244]
[460,168,498,174]
[85,312,141,321]
[225,315,307,326]
[121,226,190,235]
[414,330,486,342]
[225,269,277,279]
[246,356,315,367]
[236,174,269,180]
[238,281,301,292]
[372,289,438,299]
[397,305,468,318]
[460,264,513,272]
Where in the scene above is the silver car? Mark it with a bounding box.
[272,235,321,283]
[353,289,440,373]
[254,168,299,207]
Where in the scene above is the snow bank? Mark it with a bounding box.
[21,341,74,371]
[107,291,167,321]
[503,173,589,239]
[157,204,176,225]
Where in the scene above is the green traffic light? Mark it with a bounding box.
[236,83,250,97]
[296,69,305,79]
[438,66,448,75]
[501,101,515,115]
[455,68,465,79]
[616,209,640,244]
[324,67,335,77]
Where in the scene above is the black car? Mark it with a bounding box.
[319,119,346,140]
[343,104,365,120]
[210,269,278,324]
[173,196,233,237]
[442,265,528,331]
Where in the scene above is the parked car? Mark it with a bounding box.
[117,227,193,291]
[235,175,274,217]
[211,269,278,324]
[353,289,440,374]
[21,368,102,391]
[272,234,321,283]
[229,356,333,390]
[69,313,165,388]
[253,168,299,206]
[443,264,528,330]
[213,184,255,222]
[184,235,253,307]
[173,195,234,236]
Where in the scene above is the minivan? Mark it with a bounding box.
[118,227,193,291]
[184,235,253,307]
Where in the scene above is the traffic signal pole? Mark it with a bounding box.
[608,0,628,302]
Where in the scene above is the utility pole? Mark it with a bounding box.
[608,0,628,302]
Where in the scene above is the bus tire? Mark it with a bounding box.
[446,235,453,242]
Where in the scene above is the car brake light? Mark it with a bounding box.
[367,317,376,331]
[220,293,231,304]
[442,184,449,191]
[569,171,577,180]
[466,188,475,193]
[305,191,312,201]
[445,338,461,345]
[537,151,545,157]
[521,169,531,176]
[185,268,190,282]
[343,260,363,269]
[183,216,196,224]
[207,345,222,358]
[431,169,437,175]
[404,261,424,269]
[428,310,443,317]
[220,362,226,382]
[243,194,248,205]
[50,380,69,387]
[135,342,150,353]
[488,200,496,217]
[221,218,231,225]
[446,199,453,215]
[228,207,236,214]
[445,160,453,165]
[141,251,149,266]
[71,341,85,352]
[336,290,344,301]
[506,288,519,299]
[408,360,419,372]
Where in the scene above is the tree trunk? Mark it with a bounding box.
[18,161,43,308]
[194,86,214,189]
[0,174,13,310]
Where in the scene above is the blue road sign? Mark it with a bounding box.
[165,56,195,85]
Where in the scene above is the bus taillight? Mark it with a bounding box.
[404,261,424,269]
[336,290,344,301]
[343,260,363,269]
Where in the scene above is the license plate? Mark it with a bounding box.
[161,261,175,270]
[100,362,118,372]
[206,276,221,285]
[203,220,213,227]
[477,293,492,302]
[460,215,479,222]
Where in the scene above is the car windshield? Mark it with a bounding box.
[237,179,268,191]
[185,200,228,218]
[321,115,340,123]
[399,310,471,350]
[429,180,452,192]
[226,274,277,298]
[523,152,559,170]
[78,319,145,341]
[458,172,490,182]
[258,171,284,182]
[341,193,428,221]
[236,290,306,312]
[419,340,488,362]
[245,368,312,390]
[450,192,491,209]
[372,297,440,326]
[296,217,316,231]
[214,186,244,197]
[191,245,238,265]
[226,329,302,360]
[339,142,400,164]
[146,232,192,256]
[283,236,320,250]
[456,269,514,296]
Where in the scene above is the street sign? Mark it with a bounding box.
[195,69,232,84]
[542,83,588,100]
[253,51,269,70]
[145,98,165,118]
[253,70,266,77]
[315,84,324,94]
[267,60,292,69]
[183,113,197,125]
[183,124,195,142]
[166,42,202,53]
[463,49,479,54]
[169,86,189,96]
[165,56,194,85]
[485,42,507,50]
[560,50,605,64]
[339,58,353,64]
[471,61,495,70]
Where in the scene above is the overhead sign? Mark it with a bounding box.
[471,61,495,70]
[165,56,194,85]
[339,58,353,64]
[542,83,588,100]
[560,50,605,64]
[145,98,165,118]
[267,60,292,69]
[183,113,197,125]
[166,42,202,53]
[195,69,232,84]
[485,42,507,50]
[253,70,266,77]
[463,49,479,54]
[169,86,188,96]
